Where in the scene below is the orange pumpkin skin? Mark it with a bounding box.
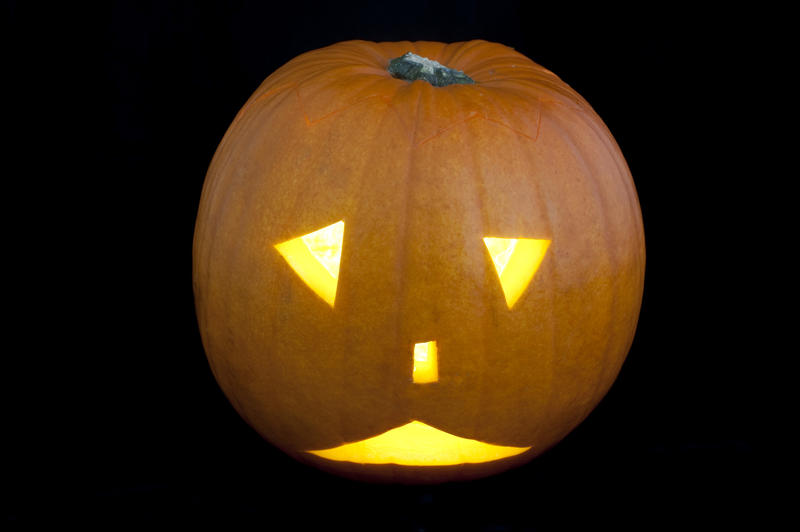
[193,40,645,483]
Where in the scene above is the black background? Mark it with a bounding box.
[7,1,774,528]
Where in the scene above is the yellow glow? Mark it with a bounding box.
[484,237,550,308]
[274,221,344,307]
[307,420,531,466]
[412,341,438,383]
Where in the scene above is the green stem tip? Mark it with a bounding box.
[388,52,475,87]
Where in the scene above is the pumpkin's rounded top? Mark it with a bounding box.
[264,40,565,88]
[245,40,591,125]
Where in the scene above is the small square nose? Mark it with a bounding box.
[412,341,438,383]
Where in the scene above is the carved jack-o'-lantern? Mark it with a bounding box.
[193,40,645,483]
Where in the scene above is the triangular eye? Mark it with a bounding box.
[275,221,344,307]
[483,237,550,308]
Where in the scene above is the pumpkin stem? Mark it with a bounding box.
[388,52,475,87]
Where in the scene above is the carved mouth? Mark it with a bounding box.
[306,420,531,466]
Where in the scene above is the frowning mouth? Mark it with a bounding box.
[306,420,531,466]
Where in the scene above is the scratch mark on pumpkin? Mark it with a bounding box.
[540,96,587,115]
[483,115,541,143]
[297,89,391,126]
[415,112,541,147]
[415,112,482,147]
[479,89,543,144]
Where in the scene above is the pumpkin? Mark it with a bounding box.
[193,40,645,483]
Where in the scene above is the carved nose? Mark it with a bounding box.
[412,341,438,383]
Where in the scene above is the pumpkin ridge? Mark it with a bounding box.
[567,102,645,255]
[508,112,559,448]
[194,79,291,317]
[546,111,620,406]
[393,86,425,390]
[462,105,494,445]
[565,103,645,394]
[236,83,296,126]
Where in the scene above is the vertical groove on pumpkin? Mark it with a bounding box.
[261,56,359,441]
[324,73,412,441]
[569,109,645,394]
[571,108,646,289]
[477,82,554,444]
[573,107,645,367]
[544,109,624,413]
[206,83,298,261]
[368,78,416,427]
[512,111,559,447]
[253,89,318,443]
[570,108,640,237]
[396,84,425,395]
[459,82,492,444]
[196,86,293,395]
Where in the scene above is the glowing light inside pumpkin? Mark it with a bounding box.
[274,221,344,307]
[307,420,531,465]
[412,341,438,383]
[483,237,550,308]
